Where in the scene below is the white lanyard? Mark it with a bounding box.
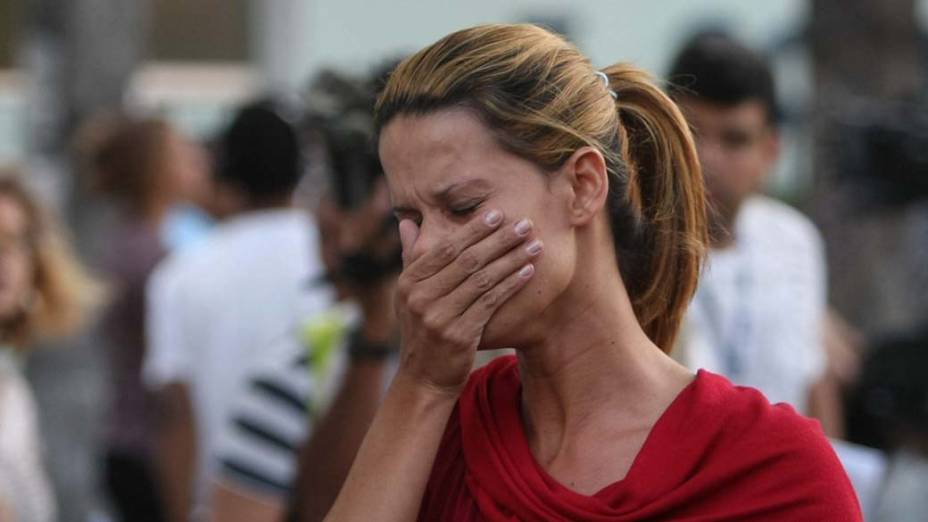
[696,245,753,378]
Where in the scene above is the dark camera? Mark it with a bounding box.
[832,100,928,209]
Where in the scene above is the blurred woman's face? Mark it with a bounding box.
[0,195,34,325]
[379,108,578,349]
[162,131,210,205]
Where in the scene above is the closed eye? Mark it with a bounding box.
[449,200,483,218]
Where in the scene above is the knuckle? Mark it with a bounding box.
[479,288,502,308]
[406,292,429,316]
[435,240,457,264]
[396,276,413,298]
[421,310,445,333]
[445,329,472,349]
[470,269,494,293]
[457,250,481,274]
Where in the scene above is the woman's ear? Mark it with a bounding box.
[560,146,609,226]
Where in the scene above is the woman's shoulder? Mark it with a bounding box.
[690,371,837,463]
[695,370,827,442]
[680,370,861,519]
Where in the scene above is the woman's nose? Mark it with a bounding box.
[406,218,454,262]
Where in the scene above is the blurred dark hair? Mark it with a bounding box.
[847,328,928,451]
[215,98,302,203]
[305,71,380,209]
[667,32,779,125]
[304,60,401,209]
[831,101,928,208]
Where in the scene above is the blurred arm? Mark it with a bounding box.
[145,264,197,521]
[321,372,456,521]
[155,382,197,522]
[209,482,282,522]
[808,310,863,439]
[289,272,401,521]
[288,355,390,522]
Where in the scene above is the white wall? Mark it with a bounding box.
[293,0,807,82]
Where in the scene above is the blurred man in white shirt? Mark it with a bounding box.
[143,100,332,521]
[668,33,827,414]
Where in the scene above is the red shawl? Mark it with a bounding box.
[419,356,861,521]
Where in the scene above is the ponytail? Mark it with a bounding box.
[602,64,707,351]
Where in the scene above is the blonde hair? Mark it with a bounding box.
[376,24,707,350]
[0,169,101,349]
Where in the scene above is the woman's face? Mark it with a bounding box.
[0,195,34,324]
[379,108,578,349]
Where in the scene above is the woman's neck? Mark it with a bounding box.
[516,240,693,481]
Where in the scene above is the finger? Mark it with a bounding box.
[454,262,536,341]
[423,217,537,300]
[433,235,542,320]
[405,209,503,281]
[398,219,419,267]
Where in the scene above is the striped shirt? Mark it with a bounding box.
[215,308,351,498]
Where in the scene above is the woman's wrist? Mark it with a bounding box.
[390,368,464,408]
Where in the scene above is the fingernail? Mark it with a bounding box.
[514,219,532,236]
[519,264,535,278]
[525,239,543,256]
[484,210,502,226]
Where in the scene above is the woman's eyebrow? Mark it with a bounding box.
[433,178,492,201]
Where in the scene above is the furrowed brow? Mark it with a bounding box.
[433,178,492,201]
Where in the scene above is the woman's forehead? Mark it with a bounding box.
[380,109,547,208]
[381,112,497,198]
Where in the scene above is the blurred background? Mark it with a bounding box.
[0,1,926,521]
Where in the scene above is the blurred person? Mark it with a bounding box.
[286,68,404,522]
[82,116,210,522]
[77,114,215,253]
[209,69,402,522]
[325,24,859,520]
[811,309,865,437]
[850,329,928,521]
[667,33,828,415]
[0,171,98,522]
[142,99,332,522]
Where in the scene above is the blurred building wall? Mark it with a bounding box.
[0,0,25,67]
[288,0,805,87]
[149,0,249,61]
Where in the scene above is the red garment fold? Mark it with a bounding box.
[419,356,861,521]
